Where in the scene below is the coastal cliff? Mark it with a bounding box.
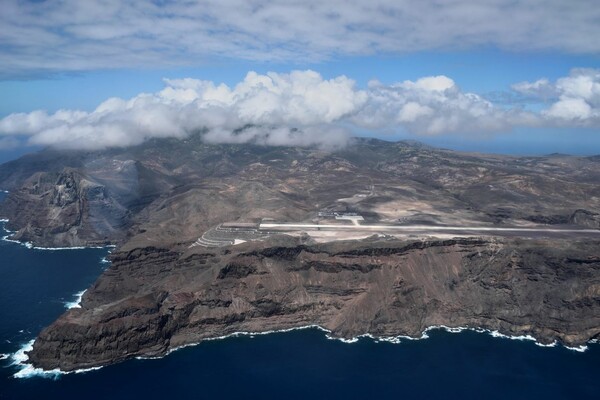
[1,138,599,372]
[1,168,128,247]
[28,237,600,371]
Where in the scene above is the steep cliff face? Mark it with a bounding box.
[1,169,129,247]
[28,237,600,371]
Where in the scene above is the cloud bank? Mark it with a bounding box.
[1,0,599,78]
[513,69,600,125]
[0,69,598,150]
[0,71,367,149]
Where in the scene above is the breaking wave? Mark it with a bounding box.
[156,323,594,361]
[12,322,595,379]
[10,340,102,379]
[1,219,115,250]
[64,290,87,309]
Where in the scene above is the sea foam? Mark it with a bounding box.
[2,233,110,251]
[10,340,62,379]
[64,290,87,309]
[10,339,102,379]
[12,322,595,379]
[161,323,594,360]
[162,324,332,356]
[564,345,588,352]
[322,324,589,353]
[1,218,115,251]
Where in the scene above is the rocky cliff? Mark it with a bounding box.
[28,237,600,371]
[1,168,129,247]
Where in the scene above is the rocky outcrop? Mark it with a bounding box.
[570,209,600,229]
[523,209,600,227]
[524,214,570,225]
[1,169,128,247]
[28,237,600,371]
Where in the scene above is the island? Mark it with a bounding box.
[1,136,599,371]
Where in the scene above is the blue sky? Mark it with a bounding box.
[1,0,599,159]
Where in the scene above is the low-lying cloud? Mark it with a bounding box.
[0,71,367,149]
[0,69,598,150]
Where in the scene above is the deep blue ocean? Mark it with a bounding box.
[1,193,599,399]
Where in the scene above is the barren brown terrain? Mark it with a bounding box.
[1,136,599,371]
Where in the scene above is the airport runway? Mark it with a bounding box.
[259,223,600,238]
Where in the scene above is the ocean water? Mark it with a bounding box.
[1,195,600,399]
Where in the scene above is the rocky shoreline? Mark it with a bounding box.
[24,236,600,372]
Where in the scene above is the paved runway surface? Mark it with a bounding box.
[259,223,600,238]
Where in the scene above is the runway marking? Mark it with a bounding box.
[259,223,600,234]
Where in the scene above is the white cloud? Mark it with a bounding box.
[0,110,88,136]
[397,102,434,123]
[515,69,600,124]
[354,77,516,135]
[202,125,350,148]
[0,70,367,149]
[410,76,456,92]
[0,69,598,151]
[1,0,599,78]
[556,71,600,100]
[511,79,558,100]
[546,98,592,120]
